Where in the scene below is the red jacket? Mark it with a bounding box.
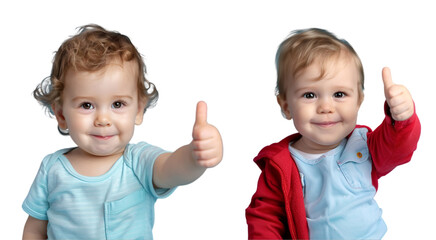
[246,107,421,239]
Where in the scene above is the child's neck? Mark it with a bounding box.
[292,137,342,154]
[64,148,123,177]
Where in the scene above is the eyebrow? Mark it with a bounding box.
[71,95,134,102]
[113,95,134,100]
[331,86,355,92]
[292,85,355,94]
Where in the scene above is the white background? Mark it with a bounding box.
[1,0,434,239]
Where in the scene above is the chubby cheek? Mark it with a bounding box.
[342,103,360,123]
[63,111,89,132]
[67,118,93,142]
[290,105,314,131]
[117,115,137,135]
[122,121,136,136]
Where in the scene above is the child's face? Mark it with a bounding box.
[278,56,363,153]
[54,60,145,157]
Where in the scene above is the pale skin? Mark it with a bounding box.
[278,59,414,154]
[153,101,223,189]
[382,67,414,122]
[23,60,223,239]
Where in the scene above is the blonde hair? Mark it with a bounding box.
[275,28,364,99]
[34,24,158,115]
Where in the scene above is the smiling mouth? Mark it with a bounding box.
[313,122,339,128]
[91,135,114,140]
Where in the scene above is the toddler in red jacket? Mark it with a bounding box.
[246,28,420,239]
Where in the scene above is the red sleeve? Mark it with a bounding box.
[367,102,421,189]
[246,160,291,239]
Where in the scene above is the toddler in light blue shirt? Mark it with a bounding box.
[22,24,223,239]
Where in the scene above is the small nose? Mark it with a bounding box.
[317,98,334,114]
[94,111,111,127]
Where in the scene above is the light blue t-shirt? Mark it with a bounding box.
[23,142,175,240]
[289,128,387,239]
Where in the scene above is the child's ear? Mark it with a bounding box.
[277,95,292,120]
[135,98,147,125]
[51,103,68,130]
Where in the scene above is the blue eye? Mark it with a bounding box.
[334,92,346,98]
[303,92,316,99]
[81,102,94,110]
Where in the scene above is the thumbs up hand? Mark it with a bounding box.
[191,101,223,168]
[382,67,414,121]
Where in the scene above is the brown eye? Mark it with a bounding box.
[334,92,346,98]
[303,92,316,99]
[81,102,93,110]
[112,101,125,109]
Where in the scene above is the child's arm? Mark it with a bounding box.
[152,101,223,189]
[246,162,293,239]
[368,67,421,181]
[22,216,47,240]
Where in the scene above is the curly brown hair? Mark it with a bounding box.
[33,24,158,115]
